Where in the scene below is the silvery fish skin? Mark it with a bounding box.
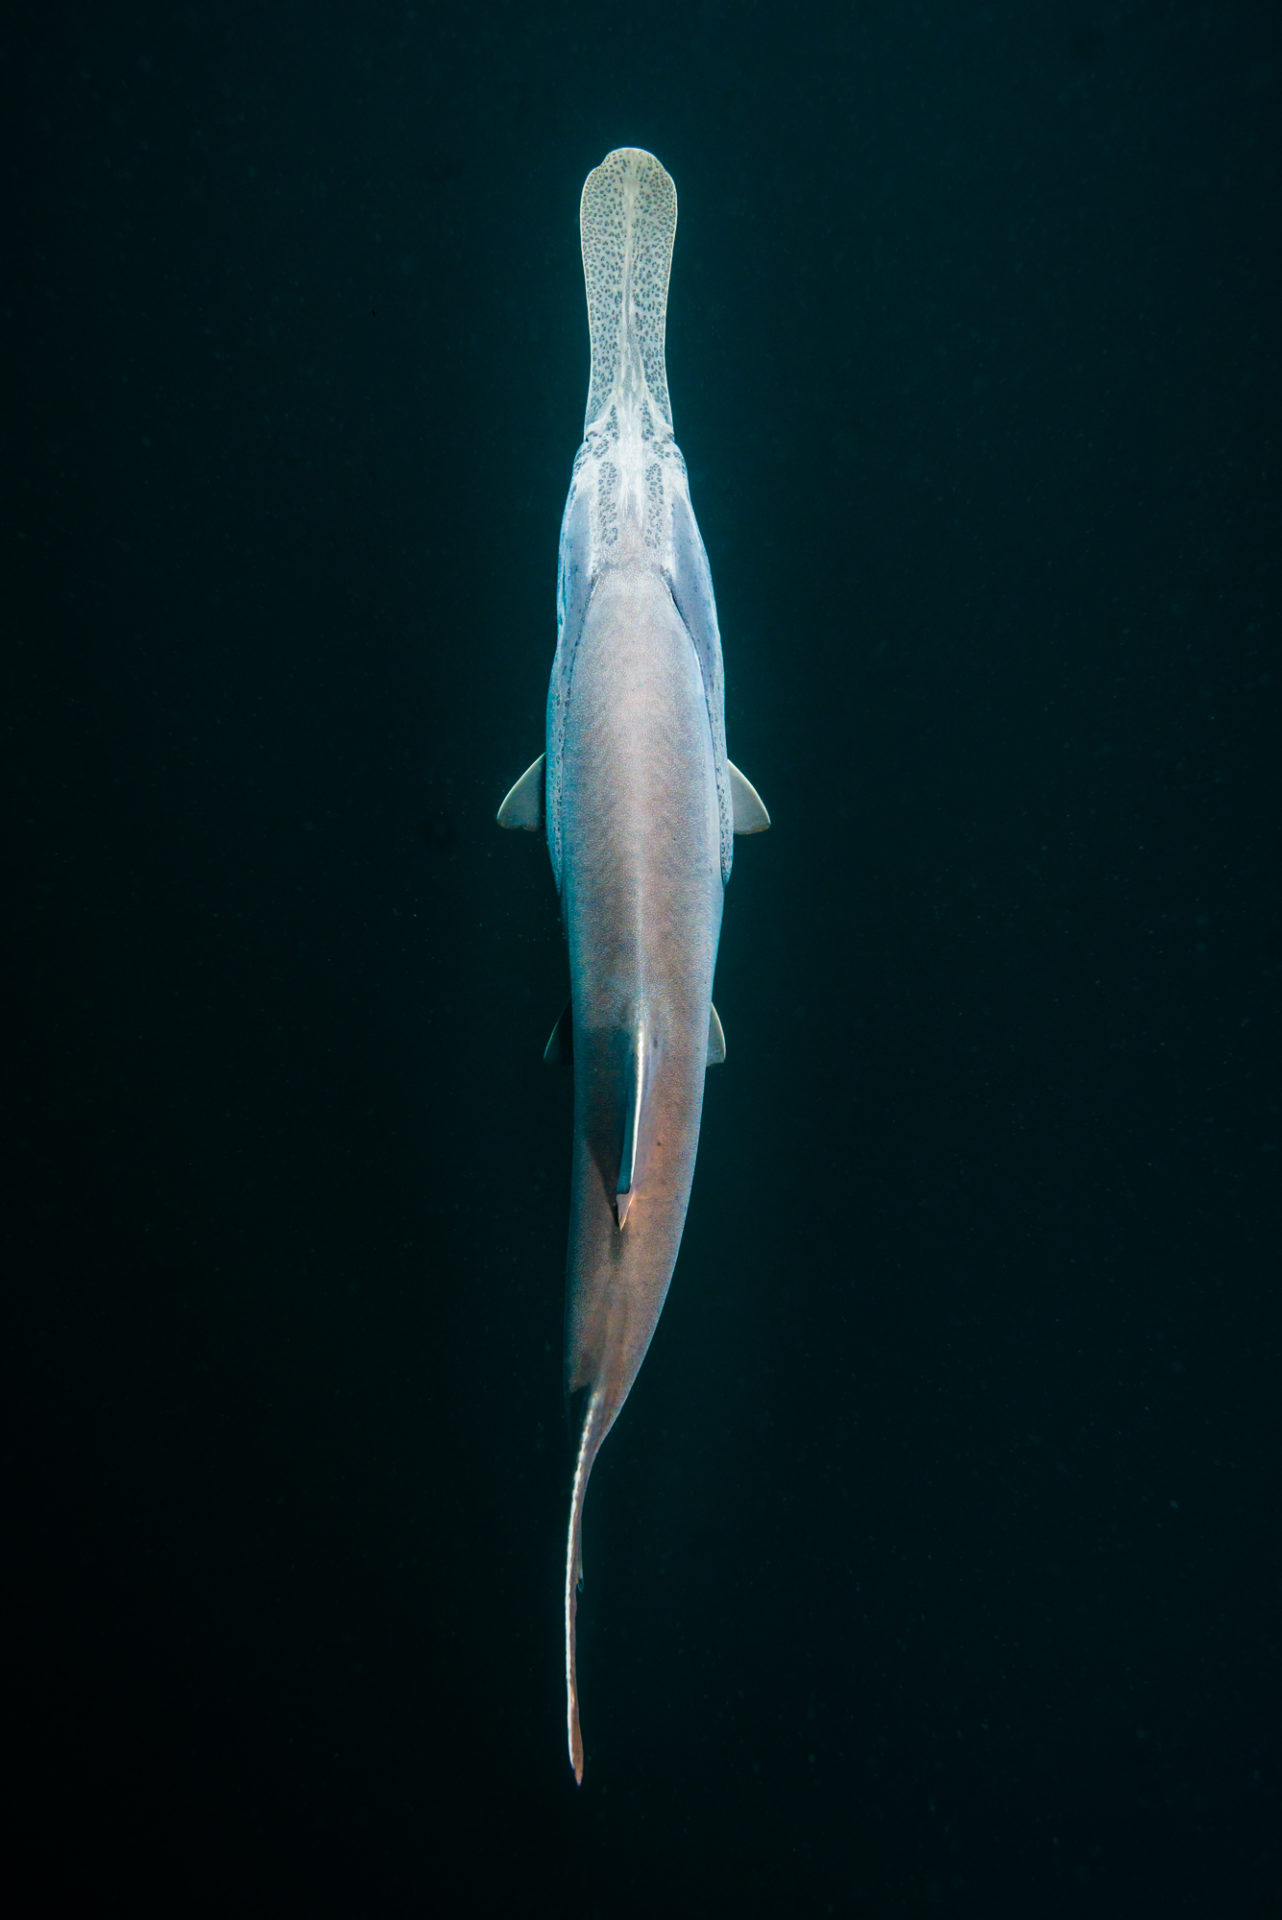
[498,148,768,1782]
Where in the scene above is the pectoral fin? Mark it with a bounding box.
[728,761,771,834]
[707,1003,726,1065]
[497,754,545,830]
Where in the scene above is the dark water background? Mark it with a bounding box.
[8,2,1279,1912]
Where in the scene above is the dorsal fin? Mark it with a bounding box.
[615,1019,649,1229]
[728,761,770,834]
[496,754,545,830]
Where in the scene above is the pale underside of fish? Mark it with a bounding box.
[498,147,769,1782]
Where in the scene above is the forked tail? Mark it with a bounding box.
[565,1384,607,1783]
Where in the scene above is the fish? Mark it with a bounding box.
[498,147,769,1783]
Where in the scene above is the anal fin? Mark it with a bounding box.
[615,1020,648,1229]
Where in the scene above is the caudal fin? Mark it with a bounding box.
[565,1385,607,1783]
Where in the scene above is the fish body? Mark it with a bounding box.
[498,148,768,1781]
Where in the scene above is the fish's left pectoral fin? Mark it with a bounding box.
[496,754,545,830]
[707,1003,726,1066]
[728,761,771,834]
[543,1002,573,1066]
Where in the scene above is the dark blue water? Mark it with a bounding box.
[9,2,1278,1912]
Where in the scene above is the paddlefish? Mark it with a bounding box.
[498,147,769,1782]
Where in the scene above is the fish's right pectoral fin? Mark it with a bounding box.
[496,754,545,830]
[707,1003,726,1066]
[728,761,771,834]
